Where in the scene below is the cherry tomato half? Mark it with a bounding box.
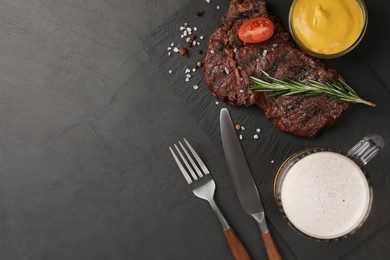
[238,17,274,44]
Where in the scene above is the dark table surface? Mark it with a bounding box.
[1,0,389,259]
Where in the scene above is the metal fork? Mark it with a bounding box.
[169,138,251,260]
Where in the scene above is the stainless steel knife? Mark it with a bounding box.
[220,108,282,260]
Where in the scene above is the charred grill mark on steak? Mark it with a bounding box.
[204,0,349,137]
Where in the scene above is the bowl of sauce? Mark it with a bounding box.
[289,0,368,58]
[274,134,384,240]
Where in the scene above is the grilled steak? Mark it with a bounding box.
[204,0,349,137]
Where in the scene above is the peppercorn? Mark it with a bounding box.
[196,61,203,68]
[178,47,189,57]
[196,10,204,17]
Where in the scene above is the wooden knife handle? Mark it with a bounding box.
[223,228,251,260]
[261,232,282,260]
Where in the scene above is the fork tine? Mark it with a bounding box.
[184,138,210,174]
[179,141,204,178]
[169,147,193,184]
[174,144,199,181]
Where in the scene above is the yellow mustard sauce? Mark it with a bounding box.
[291,0,364,55]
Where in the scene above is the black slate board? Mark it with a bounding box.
[144,0,390,259]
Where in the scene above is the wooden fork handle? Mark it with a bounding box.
[223,228,251,260]
[261,232,282,260]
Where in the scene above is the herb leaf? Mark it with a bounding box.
[249,70,375,107]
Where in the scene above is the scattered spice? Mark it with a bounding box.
[196,61,203,68]
[198,50,203,55]
[235,124,241,131]
[178,47,189,57]
[196,10,204,17]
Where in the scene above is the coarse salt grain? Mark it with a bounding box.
[173,47,179,52]
[262,50,268,57]
[183,31,187,36]
[239,134,243,140]
[192,41,196,46]
[215,101,219,105]
[273,43,278,48]
[254,134,259,139]
[256,128,261,133]
[224,67,230,74]
[239,89,244,93]
[180,26,184,30]
[197,42,200,46]
[167,47,172,51]
[216,5,220,9]
[193,27,198,31]
[271,160,275,164]
[185,68,190,73]
[168,70,173,74]
[206,0,210,3]
[210,50,215,54]
[200,36,204,40]
[233,47,237,53]
[192,68,196,72]
[186,74,191,78]
[171,42,174,46]
[186,37,191,42]
[168,52,171,56]
[193,85,199,90]
[185,78,189,82]
[181,35,184,38]
[241,126,245,130]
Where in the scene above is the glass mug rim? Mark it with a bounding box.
[273,147,373,241]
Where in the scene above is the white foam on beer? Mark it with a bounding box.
[280,151,370,239]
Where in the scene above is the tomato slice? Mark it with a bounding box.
[238,17,274,44]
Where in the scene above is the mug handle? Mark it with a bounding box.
[347,134,385,165]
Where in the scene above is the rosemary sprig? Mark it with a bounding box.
[249,70,375,107]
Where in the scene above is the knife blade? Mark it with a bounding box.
[220,108,282,260]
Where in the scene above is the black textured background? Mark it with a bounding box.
[1,0,389,259]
